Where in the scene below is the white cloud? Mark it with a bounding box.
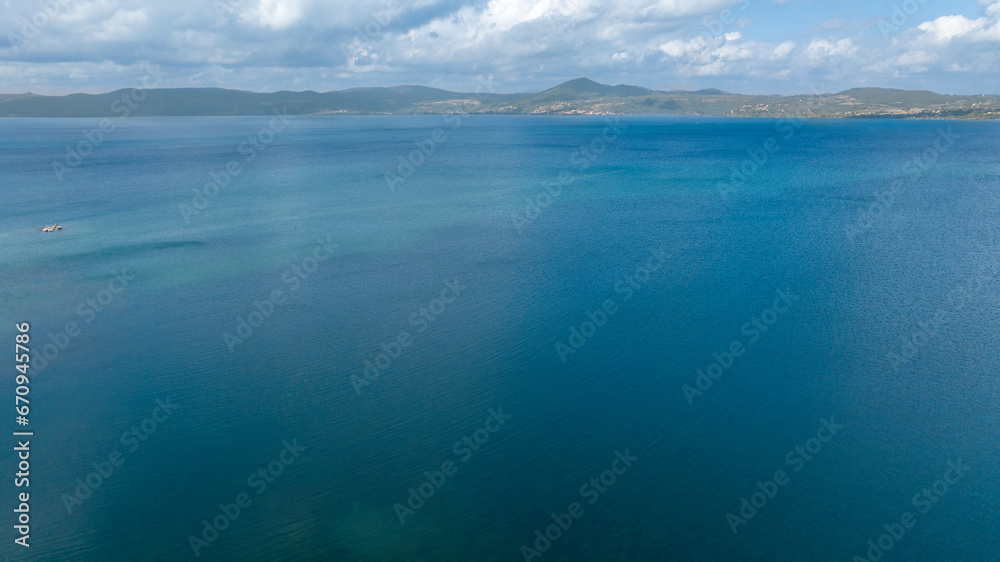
[864,0,1000,79]
[240,0,303,30]
[916,15,986,43]
[660,32,803,80]
[909,0,1000,43]
[773,41,795,57]
[803,38,858,61]
[0,0,997,94]
[93,9,148,41]
[659,36,710,58]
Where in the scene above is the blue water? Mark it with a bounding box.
[1,116,999,561]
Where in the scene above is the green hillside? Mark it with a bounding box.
[2,80,998,118]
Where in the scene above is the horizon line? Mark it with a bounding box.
[3,78,1000,98]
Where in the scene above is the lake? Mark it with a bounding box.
[1,115,998,561]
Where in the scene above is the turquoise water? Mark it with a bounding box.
[1,116,999,561]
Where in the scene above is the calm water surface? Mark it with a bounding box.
[1,116,998,561]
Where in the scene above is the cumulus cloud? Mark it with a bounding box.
[864,0,1000,79]
[917,15,987,42]
[0,0,997,94]
[804,38,858,60]
[239,0,304,30]
[915,8,1000,43]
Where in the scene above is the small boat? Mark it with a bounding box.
[42,224,62,232]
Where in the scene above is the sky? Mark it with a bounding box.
[1,0,999,95]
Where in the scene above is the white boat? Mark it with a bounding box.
[42,224,62,232]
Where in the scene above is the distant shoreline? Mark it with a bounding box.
[2,113,998,120]
[2,78,998,120]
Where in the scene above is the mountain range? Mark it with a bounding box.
[2,78,998,119]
